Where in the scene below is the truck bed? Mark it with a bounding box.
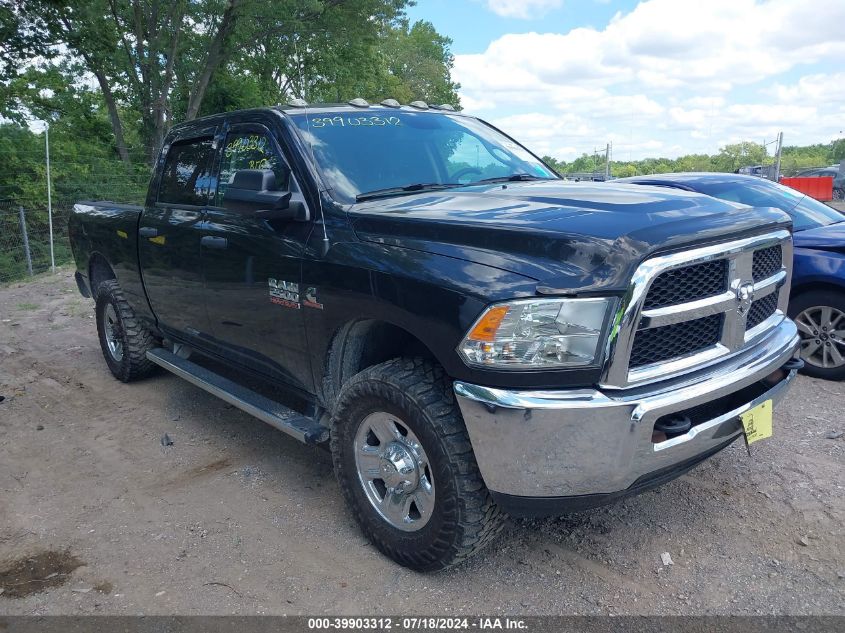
[68,201,150,319]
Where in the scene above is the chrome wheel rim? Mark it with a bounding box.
[353,412,435,532]
[794,305,845,369]
[104,304,124,362]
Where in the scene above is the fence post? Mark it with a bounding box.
[45,124,55,273]
[18,205,33,276]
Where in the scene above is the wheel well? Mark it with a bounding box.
[790,281,845,302]
[88,253,116,293]
[322,319,438,409]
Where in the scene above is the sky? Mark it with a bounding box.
[407,0,845,162]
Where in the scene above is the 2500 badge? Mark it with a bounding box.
[269,278,300,309]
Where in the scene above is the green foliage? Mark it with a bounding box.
[544,140,844,178]
[0,122,150,206]
[4,0,459,167]
[380,20,460,106]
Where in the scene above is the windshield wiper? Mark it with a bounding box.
[355,182,461,202]
[474,174,555,184]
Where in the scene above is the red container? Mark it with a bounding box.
[780,176,834,201]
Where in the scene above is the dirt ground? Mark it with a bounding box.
[0,269,843,616]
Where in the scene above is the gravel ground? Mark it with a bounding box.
[0,269,843,616]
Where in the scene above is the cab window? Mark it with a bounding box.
[217,132,290,209]
[158,137,215,206]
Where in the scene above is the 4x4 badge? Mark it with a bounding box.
[303,286,323,310]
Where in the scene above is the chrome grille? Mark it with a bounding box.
[642,259,728,310]
[630,314,722,368]
[752,245,782,282]
[601,230,792,388]
[746,292,778,330]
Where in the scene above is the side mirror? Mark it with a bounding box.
[255,192,297,220]
[224,168,306,221]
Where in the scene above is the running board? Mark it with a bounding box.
[146,348,328,445]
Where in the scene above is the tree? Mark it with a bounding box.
[831,139,845,163]
[714,141,767,172]
[380,20,460,106]
[6,0,458,165]
[218,4,457,110]
[612,164,638,178]
[541,155,564,173]
[9,0,273,163]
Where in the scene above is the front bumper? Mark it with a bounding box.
[454,318,801,517]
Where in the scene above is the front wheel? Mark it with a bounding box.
[788,289,845,381]
[330,358,504,571]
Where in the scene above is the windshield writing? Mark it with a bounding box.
[290,110,556,202]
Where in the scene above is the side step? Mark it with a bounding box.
[146,348,329,445]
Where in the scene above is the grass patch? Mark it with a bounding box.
[16,302,39,311]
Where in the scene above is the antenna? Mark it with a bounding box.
[293,36,331,257]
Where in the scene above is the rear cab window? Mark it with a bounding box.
[158,137,216,206]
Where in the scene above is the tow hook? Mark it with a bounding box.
[762,357,804,387]
[652,413,693,443]
[655,413,692,436]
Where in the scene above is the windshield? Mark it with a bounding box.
[692,178,844,231]
[288,109,557,202]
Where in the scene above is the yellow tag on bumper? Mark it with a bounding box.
[741,400,773,445]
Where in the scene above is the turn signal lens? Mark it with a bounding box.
[466,305,510,342]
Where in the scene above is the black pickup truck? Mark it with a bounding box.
[69,100,802,571]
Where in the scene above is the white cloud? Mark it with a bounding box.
[457,0,845,106]
[455,0,845,159]
[769,72,845,107]
[681,96,726,110]
[484,0,563,19]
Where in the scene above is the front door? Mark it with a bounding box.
[139,129,217,339]
[201,122,314,392]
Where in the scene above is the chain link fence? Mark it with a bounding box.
[0,198,74,283]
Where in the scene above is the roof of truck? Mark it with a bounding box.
[274,98,462,114]
[171,100,466,132]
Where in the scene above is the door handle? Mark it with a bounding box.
[139,227,158,238]
[201,236,228,249]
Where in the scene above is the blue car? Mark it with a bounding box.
[616,173,845,380]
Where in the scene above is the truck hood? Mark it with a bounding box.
[793,221,845,251]
[349,181,792,293]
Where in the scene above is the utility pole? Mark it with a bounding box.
[605,143,610,180]
[774,131,783,182]
[45,123,55,273]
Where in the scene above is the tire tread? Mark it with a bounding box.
[95,279,157,382]
[330,357,504,571]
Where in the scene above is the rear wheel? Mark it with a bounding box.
[331,358,504,571]
[788,289,845,381]
[95,280,157,382]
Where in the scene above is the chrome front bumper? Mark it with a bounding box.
[454,318,801,510]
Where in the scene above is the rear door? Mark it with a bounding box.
[139,126,218,338]
[201,119,315,392]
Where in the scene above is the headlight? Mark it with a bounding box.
[458,297,613,369]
